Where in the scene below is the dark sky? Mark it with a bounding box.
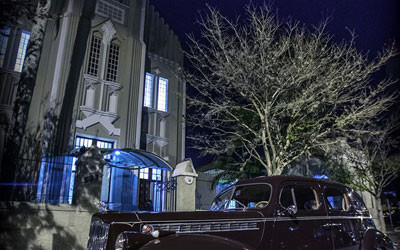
[149,0,400,167]
[150,0,400,53]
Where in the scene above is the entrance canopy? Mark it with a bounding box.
[103,148,172,171]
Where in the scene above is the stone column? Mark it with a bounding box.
[74,145,106,211]
[172,159,198,211]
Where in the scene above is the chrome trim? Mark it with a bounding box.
[147,220,263,234]
[87,219,110,250]
[112,215,372,226]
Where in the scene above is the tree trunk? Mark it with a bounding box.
[1,0,51,201]
[53,0,97,155]
[374,196,387,233]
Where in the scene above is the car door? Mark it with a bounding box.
[323,184,360,250]
[209,184,270,249]
[272,181,333,249]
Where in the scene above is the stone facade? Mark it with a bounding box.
[0,1,184,248]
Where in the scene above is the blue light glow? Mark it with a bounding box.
[313,174,329,179]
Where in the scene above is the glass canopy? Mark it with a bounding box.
[103,148,172,171]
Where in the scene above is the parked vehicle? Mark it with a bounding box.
[87,176,397,250]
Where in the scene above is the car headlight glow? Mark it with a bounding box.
[115,233,127,250]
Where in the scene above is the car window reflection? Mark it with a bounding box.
[210,184,272,211]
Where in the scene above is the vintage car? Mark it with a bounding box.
[87,176,397,250]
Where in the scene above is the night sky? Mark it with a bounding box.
[149,0,400,167]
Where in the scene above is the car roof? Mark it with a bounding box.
[236,175,348,189]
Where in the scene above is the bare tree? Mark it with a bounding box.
[183,5,397,176]
[330,119,400,231]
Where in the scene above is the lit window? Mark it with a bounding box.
[14,30,30,72]
[0,27,10,68]
[144,73,154,107]
[140,168,149,179]
[157,77,168,112]
[87,35,101,77]
[152,169,162,181]
[105,43,119,82]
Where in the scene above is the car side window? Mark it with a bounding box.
[210,184,272,210]
[325,187,349,211]
[280,184,320,211]
[280,185,295,208]
[350,191,368,211]
[230,184,272,209]
[210,188,233,211]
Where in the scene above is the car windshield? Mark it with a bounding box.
[210,184,272,211]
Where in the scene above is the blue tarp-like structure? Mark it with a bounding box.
[103,148,172,171]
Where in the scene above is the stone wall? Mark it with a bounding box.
[0,202,95,250]
[195,172,217,210]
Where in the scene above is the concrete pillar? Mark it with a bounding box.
[172,159,198,211]
[109,92,118,113]
[74,145,106,211]
[85,86,95,108]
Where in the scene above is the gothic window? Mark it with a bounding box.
[0,27,10,68]
[105,42,119,82]
[87,35,101,76]
[14,30,30,72]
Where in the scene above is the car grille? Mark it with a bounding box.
[87,219,110,250]
[150,221,259,233]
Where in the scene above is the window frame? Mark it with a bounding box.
[348,191,368,213]
[323,186,351,212]
[14,29,30,72]
[105,42,120,82]
[0,27,11,68]
[279,182,323,213]
[144,73,154,108]
[157,77,168,112]
[87,34,102,77]
[143,73,169,113]
[210,183,273,211]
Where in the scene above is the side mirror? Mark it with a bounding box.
[286,205,297,216]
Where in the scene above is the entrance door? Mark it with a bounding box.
[139,179,152,211]
[272,181,333,249]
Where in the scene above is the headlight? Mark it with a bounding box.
[142,224,154,234]
[115,233,127,250]
[142,224,159,238]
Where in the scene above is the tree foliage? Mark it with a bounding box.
[183,5,397,176]
[0,0,37,28]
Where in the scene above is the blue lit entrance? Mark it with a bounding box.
[101,149,174,212]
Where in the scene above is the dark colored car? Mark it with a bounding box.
[87,176,397,250]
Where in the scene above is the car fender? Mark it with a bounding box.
[139,234,255,250]
[361,228,397,250]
